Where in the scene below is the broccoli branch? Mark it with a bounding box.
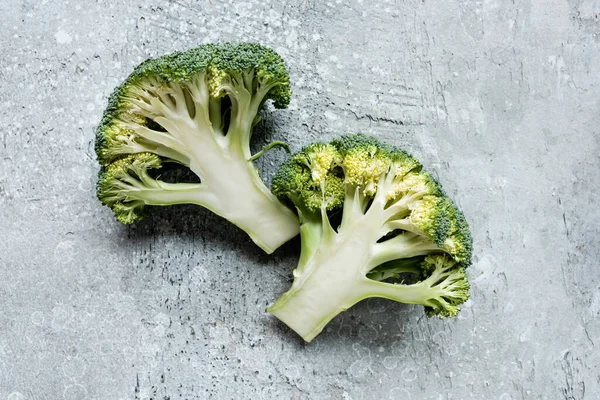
[267,133,472,341]
[368,233,444,270]
[360,263,469,317]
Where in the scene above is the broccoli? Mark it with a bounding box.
[95,43,300,253]
[268,134,472,342]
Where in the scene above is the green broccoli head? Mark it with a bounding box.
[272,142,344,214]
[95,42,292,166]
[95,45,212,160]
[96,153,162,224]
[419,255,470,318]
[332,133,394,196]
[94,43,299,254]
[209,43,291,108]
[442,202,473,265]
[94,41,286,173]
[268,134,473,342]
[386,170,444,203]
[95,121,135,166]
[405,195,453,246]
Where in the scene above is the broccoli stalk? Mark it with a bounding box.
[268,135,472,342]
[96,43,300,253]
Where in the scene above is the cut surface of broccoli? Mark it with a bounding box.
[268,134,472,342]
[96,43,299,253]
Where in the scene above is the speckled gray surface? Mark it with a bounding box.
[1,0,599,399]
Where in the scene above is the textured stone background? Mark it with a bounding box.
[1,0,599,399]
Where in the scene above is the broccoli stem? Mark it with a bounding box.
[122,150,298,252]
[248,141,291,162]
[359,279,450,308]
[296,214,323,271]
[267,235,371,342]
[360,265,468,316]
[131,85,300,253]
[225,83,273,160]
[268,202,447,342]
[123,123,188,157]
[268,212,382,342]
[187,148,299,253]
[122,183,207,206]
[267,237,452,342]
[125,139,190,165]
[368,233,444,269]
[202,154,299,253]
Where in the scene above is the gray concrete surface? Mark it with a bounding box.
[1,0,599,399]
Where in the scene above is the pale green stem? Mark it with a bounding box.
[357,278,447,308]
[120,76,300,253]
[124,183,209,206]
[296,213,322,271]
[368,233,444,271]
[382,218,429,238]
[248,141,291,162]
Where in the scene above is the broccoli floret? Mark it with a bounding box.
[95,43,299,254]
[268,134,472,342]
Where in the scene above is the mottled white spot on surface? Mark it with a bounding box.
[51,307,71,330]
[285,29,298,48]
[401,368,417,381]
[209,325,230,346]
[189,264,208,286]
[55,30,72,44]
[113,295,136,316]
[347,359,370,377]
[519,325,532,343]
[324,110,338,120]
[152,313,170,337]
[383,356,398,370]
[63,358,86,378]
[8,393,25,400]
[94,92,105,106]
[341,391,353,400]
[54,241,76,266]
[122,346,136,359]
[30,311,45,326]
[445,344,459,356]
[137,387,151,399]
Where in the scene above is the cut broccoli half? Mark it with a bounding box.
[95,43,299,254]
[268,134,472,342]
